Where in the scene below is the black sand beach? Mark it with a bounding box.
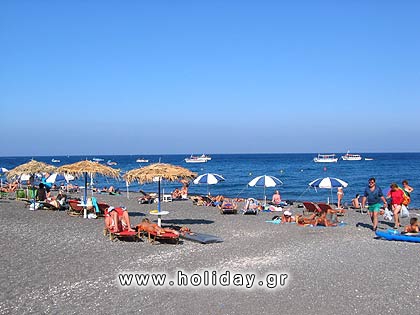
[1,193,420,314]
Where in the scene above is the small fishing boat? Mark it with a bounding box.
[51,159,60,163]
[313,154,338,163]
[136,158,149,163]
[341,151,362,161]
[185,155,207,163]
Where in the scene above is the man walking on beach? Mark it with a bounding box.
[361,177,388,231]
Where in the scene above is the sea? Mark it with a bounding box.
[1,153,419,208]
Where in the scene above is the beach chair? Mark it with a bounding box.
[302,201,322,214]
[139,229,179,244]
[241,198,259,215]
[218,199,238,214]
[317,203,346,216]
[68,199,84,216]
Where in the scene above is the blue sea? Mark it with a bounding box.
[1,153,419,208]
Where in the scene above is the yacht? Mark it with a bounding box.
[106,160,117,166]
[341,151,362,161]
[199,154,212,161]
[51,159,60,163]
[313,154,338,163]
[136,158,149,163]
[92,158,104,162]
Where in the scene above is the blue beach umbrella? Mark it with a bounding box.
[46,173,75,184]
[309,177,348,204]
[248,175,283,204]
[193,173,225,195]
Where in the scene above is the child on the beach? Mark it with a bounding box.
[404,217,419,233]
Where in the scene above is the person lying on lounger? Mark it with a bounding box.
[137,218,179,236]
[105,206,135,233]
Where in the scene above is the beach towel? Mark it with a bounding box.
[91,197,100,213]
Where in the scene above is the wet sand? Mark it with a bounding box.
[1,193,420,314]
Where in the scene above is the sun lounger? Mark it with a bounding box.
[302,201,322,213]
[68,199,84,216]
[241,198,260,215]
[218,199,238,214]
[103,227,141,242]
[317,202,346,216]
[139,229,179,244]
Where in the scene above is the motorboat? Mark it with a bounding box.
[185,155,207,163]
[92,158,104,162]
[341,151,362,161]
[51,159,60,163]
[364,158,374,161]
[136,158,149,163]
[106,160,117,166]
[313,154,338,163]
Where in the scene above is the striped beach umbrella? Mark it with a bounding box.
[309,177,348,189]
[248,175,283,205]
[193,173,225,194]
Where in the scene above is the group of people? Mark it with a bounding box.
[358,178,414,231]
[171,185,188,200]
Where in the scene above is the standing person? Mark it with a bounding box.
[337,187,344,209]
[361,178,388,231]
[402,180,414,195]
[387,183,404,229]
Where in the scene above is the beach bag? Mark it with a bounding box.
[383,208,393,221]
[402,193,411,206]
[400,205,409,218]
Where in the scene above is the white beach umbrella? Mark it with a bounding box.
[309,177,348,204]
[0,167,8,188]
[193,173,225,195]
[46,173,75,184]
[248,175,283,204]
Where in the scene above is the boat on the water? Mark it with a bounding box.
[136,158,149,163]
[107,160,117,166]
[185,155,207,163]
[364,158,374,161]
[51,159,60,163]
[313,154,338,163]
[341,151,362,161]
[92,158,104,162]
[199,154,212,161]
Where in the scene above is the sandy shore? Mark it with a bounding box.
[1,192,420,314]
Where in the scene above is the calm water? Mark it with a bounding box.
[1,153,419,208]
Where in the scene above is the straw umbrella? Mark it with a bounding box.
[57,160,120,217]
[7,159,57,202]
[124,163,197,226]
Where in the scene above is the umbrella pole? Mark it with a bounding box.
[83,172,88,218]
[158,178,161,213]
[126,181,129,199]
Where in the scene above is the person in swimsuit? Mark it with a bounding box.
[404,217,419,233]
[337,187,344,209]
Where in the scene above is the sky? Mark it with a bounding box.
[1,0,420,156]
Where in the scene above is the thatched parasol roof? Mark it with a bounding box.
[7,160,56,180]
[124,163,197,185]
[56,160,120,179]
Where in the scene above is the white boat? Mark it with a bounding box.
[107,160,117,166]
[341,151,362,161]
[364,158,374,161]
[313,154,338,163]
[185,155,207,163]
[199,154,212,161]
[92,158,104,162]
[51,159,60,163]
[136,158,149,163]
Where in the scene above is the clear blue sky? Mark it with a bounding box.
[1,0,419,156]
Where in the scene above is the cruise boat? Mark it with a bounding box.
[136,158,149,163]
[51,159,60,163]
[341,151,362,161]
[185,155,207,163]
[313,154,338,163]
[106,160,117,166]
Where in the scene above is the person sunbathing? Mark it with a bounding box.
[219,198,237,209]
[105,206,135,233]
[1,181,18,192]
[137,218,179,236]
[295,213,319,226]
[351,194,361,209]
[281,210,295,223]
[172,188,182,199]
[404,217,419,233]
